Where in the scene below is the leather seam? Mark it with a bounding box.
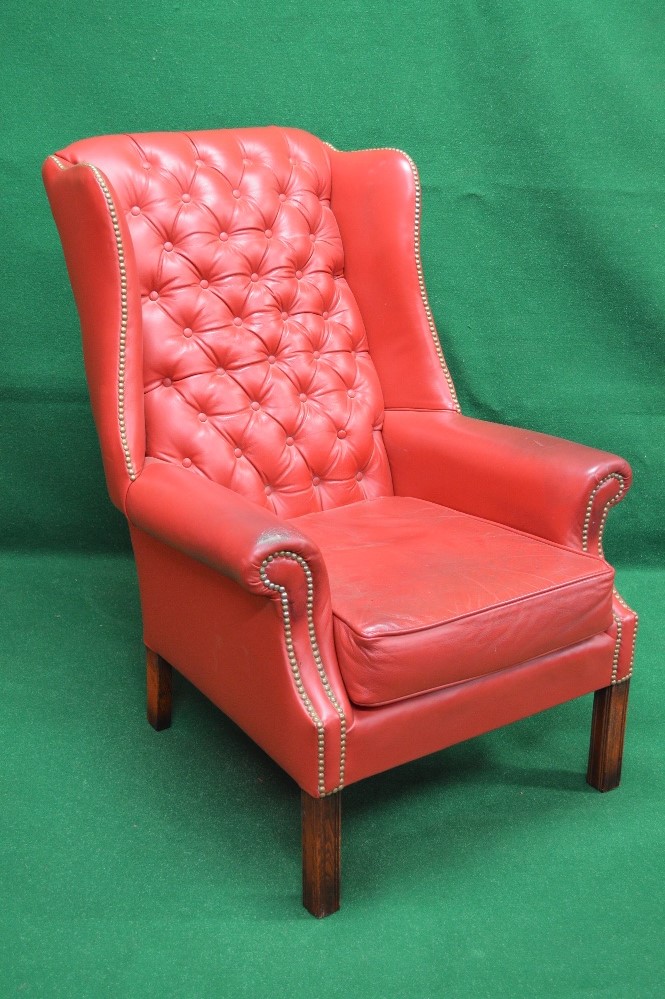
[331,569,613,642]
[260,551,346,796]
[87,163,135,480]
[610,610,623,684]
[581,472,626,556]
[82,161,135,481]
[612,587,638,683]
[581,472,630,683]
[49,155,136,480]
[344,631,612,708]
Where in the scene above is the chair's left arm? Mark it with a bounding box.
[126,461,353,795]
[383,410,632,557]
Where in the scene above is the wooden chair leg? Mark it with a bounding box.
[301,789,341,917]
[587,679,630,792]
[146,648,172,731]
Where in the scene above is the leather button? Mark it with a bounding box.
[243,158,251,165]
[356,471,363,481]
[278,193,286,202]
[299,393,307,402]
[348,390,356,398]
[181,193,191,203]
[183,327,193,338]
[295,270,303,279]
[182,458,192,467]
[232,189,240,198]
[264,485,272,495]
[198,413,207,422]
[195,158,204,167]
[164,241,173,252]
[313,351,321,360]
[310,233,316,241]
[215,367,224,375]
[312,477,321,486]
[130,205,141,216]
[162,378,172,387]
[322,311,329,319]
[233,317,242,326]
[234,447,242,458]
[268,355,276,364]
[286,436,294,446]
[200,279,209,289]
[149,291,159,301]
[265,229,272,238]
[281,311,288,320]
[250,273,259,282]
[337,429,347,439]
[219,232,228,241]
[142,163,151,171]
[250,401,260,411]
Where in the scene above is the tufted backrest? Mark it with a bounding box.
[50,127,394,518]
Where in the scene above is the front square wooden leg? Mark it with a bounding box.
[301,789,341,917]
[146,647,172,731]
[587,680,630,792]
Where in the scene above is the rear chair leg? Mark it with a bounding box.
[301,789,341,917]
[146,647,172,731]
[587,680,630,792]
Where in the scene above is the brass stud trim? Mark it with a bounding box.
[612,587,638,684]
[52,155,136,481]
[82,163,136,481]
[324,141,460,411]
[260,550,346,796]
[610,610,623,684]
[582,472,626,556]
[580,471,636,682]
[368,147,460,410]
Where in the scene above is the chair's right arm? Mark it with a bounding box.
[383,409,632,557]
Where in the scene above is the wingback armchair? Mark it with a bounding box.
[43,127,637,917]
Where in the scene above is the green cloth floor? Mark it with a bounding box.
[1,555,663,997]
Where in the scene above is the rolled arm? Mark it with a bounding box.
[127,460,352,795]
[125,460,328,598]
[383,411,632,553]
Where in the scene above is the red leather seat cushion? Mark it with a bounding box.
[293,497,615,706]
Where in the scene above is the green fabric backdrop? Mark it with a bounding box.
[3,0,663,559]
[2,3,664,997]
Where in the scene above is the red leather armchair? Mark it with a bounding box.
[43,127,637,917]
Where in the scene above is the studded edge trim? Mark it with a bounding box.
[260,551,346,797]
[582,471,637,684]
[49,154,136,481]
[324,142,461,412]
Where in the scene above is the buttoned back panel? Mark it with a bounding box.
[57,128,393,517]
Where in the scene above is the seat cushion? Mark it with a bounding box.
[292,497,615,706]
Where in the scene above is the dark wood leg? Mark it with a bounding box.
[302,789,341,917]
[146,647,172,731]
[587,680,630,792]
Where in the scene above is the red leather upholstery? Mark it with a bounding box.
[293,496,615,706]
[383,410,631,552]
[45,129,392,518]
[43,127,637,805]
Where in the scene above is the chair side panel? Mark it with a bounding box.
[330,147,460,413]
[43,156,145,510]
